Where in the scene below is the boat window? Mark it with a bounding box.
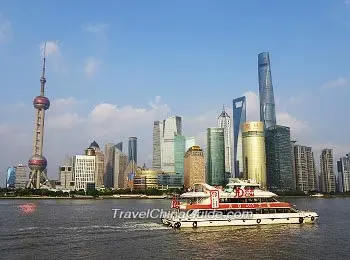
[284,208,291,213]
[262,209,269,214]
[253,198,260,203]
[269,209,276,213]
[247,198,254,203]
[276,208,284,213]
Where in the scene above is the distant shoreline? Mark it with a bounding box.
[0,195,168,200]
[1,195,349,200]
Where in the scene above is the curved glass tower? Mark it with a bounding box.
[258,52,276,129]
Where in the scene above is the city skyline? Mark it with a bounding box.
[1,1,350,186]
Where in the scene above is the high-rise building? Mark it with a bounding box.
[124,160,137,189]
[152,121,164,169]
[242,122,266,188]
[265,125,295,191]
[89,141,104,188]
[116,142,123,152]
[218,106,232,176]
[206,127,226,186]
[114,147,128,189]
[128,137,137,164]
[6,167,16,188]
[174,134,186,179]
[152,116,182,173]
[233,96,246,178]
[184,146,205,189]
[293,145,317,192]
[104,143,115,188]
[58,156,74,190]
[174,134,196,182]
[258,52,276,129]
[338,154,350,192]
[320,149,336,193]
[14,165,27,189]
[162,116,182,173]
[74,152,96,191]
[27,44,51,188]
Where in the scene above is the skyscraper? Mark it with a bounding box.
[218,106,232,176]
[320,149,336,193]
[152,116,182,173]
[294,145,317,192]
[265,125,295,191]
[337,154,350,192]
[74,153,96,191]
[6,167,16,188]
[128,137,137,164]
[89,140,104,188]
[184,146,205,189]
[152,121,164,169]
[242,122,266,188]
[116,142,123,152]
[206,127,226,186]
[114,147,128,189]
[14,165,27,189]
[258,52,276,129]
[104,143,115,188]
[27,44,50,189]
[233,96,246,178]
[174,134,186,179]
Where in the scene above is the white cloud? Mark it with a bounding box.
[84,57,101,78]
[321,77,350,89]
[83,23,110,33]
[40,41,60,57]
[39,41,67,74]
[0,13,12,43]
[276,112,309,134]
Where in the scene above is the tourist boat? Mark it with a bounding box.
[161,179,319,228]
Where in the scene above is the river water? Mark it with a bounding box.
[0,197,349,260]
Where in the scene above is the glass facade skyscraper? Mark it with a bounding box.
[6,167,16,188]
[128,137,137,164]
[337,154,350,192]
[206,127,226,186]
[174,134,186,179]
[242,122,267,189]
[258,52,276,129]
[265,125,295,191]
[233,96,246,178]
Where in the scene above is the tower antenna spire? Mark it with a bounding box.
[223,104,225,112]
[40,42,47,96]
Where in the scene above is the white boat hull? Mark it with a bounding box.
[161,212,319,228]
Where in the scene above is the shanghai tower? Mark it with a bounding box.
[258,52,276,129]
[27,44,50,188]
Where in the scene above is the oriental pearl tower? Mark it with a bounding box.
[27,43,51,189]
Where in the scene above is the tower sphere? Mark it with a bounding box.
[28,154,47,171]
[33,96,50,110]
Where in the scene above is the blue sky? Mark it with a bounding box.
[0,0,350,185]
